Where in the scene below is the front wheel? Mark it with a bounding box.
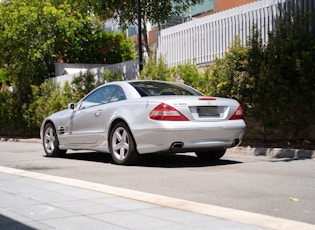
[43,123,66,157]
[195,149,226,161]
[109,122,139,165]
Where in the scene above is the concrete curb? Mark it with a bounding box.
[227,146,315,159]
[1,137,315,159]
[0,137,41,144]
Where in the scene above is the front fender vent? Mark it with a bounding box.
[58,126,65,135]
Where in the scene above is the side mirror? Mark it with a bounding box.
[68,103,76,110]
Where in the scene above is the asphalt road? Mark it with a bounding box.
[0,142,314,225]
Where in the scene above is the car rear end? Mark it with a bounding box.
[129,95,246,154]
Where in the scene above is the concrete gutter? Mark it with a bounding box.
[1,137,315,159]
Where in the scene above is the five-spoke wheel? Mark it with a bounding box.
[110,122,139,165]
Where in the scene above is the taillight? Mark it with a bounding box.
[149,103,189,121]
[229,105,244,120]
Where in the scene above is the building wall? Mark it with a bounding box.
[214,0,257,12]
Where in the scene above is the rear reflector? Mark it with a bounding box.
[149,103,189,121]
[229,105,244,120]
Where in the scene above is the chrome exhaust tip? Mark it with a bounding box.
[170,142,184,150]
[231,139,240,147]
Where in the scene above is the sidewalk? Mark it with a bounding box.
[0,169,266,230]
[1,167,314,230]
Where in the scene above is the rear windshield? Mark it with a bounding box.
[129,81,203,97]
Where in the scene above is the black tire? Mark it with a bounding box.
[109,122,139,165]
[43,123,66,157]
[195,149,226,161]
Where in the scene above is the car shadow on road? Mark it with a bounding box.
[62,151,113,163]
[140,154,241,168]
[61,152,241,168]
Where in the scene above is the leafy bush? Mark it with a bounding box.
[17,69,124,137]
[24,81,74,133]
[140,56,173,81]
[246,13,315,140]
[102,69,124,83]
[173,63,204,92]
[140,56,204,92]
[71,71,98,101]
[203,36,250,101]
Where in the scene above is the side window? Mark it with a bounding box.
[80,85,117,109]
[110,87,126,102]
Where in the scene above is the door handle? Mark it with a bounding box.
[95,110,102,117]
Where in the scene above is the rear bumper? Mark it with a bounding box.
[131,120,246,154]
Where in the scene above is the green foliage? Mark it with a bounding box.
[140,57,204,92]
[70,69,123,100]
[71,71,99,101]
[0,68,124,137]
[102,69,124,82]
[245,27,280,139]
[173,63,204,91]
[0,0,137,138]
[0,89,17,136]
[0,69,9,86]
[140,57,173,81]
[0,0,136,87]
[71,69,124,101]
[1,0,82,83]
[54,0,110,19]
[23,81,75,132]
[246,12,315,140]
[205,13,315,140]
[204,36,250,101]
[101,31,136,64]
[109,0,204,56]
[71,30,136,64]
[110,0,204,29]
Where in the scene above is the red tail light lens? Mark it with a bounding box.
[149,103,189,121]
[229,105,244,120]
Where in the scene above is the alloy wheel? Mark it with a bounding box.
[112,127,130,161]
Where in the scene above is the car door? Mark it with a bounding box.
[67,85,118,145]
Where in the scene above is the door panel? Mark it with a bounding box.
[65,85,127,145]
[67,85,118,145]
[67,105,107,144]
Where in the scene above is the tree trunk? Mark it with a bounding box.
[142,13,151,58]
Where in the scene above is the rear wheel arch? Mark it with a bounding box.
[108,118,136,149]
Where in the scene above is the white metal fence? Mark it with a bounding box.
[157,0,315,67]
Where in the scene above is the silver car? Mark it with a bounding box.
[40,80,246,165]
